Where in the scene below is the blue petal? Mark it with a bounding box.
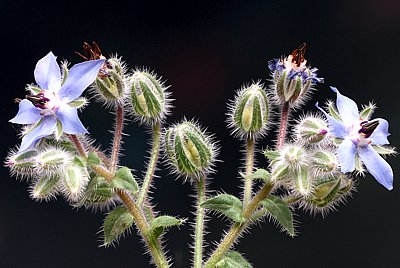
[19,116,57,152]
[370,118,390,145]
[331,87,359,125]
[358,144,393,190]
[337,138,357,173]
[56,104,88,134]
[315,102,349,139]
[34,52,61,91]
[59,59,105,102]
[9,99,42,124]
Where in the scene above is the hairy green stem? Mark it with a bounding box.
[276,102,290,150]
[194,176,206,268]
[68,134,169,268]
[204,182,273,268]
[110,104,125,174]
[243,138,255,207]
[137,122,162,207]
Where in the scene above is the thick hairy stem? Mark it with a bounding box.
[110,104,125,174]
[137,122,162,207]
[204,183,273,268]
[276,102,290,150]
[243,138,255,207]
[117,189,170,268]
[194,176,206,268]
[69,134,169,268]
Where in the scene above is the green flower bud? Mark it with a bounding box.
[296,116,328,144]
[270,160,290,181]
[307,175,341,208]
[6,149,38,176]
[293,166,312,197]
[30,174,60,201]
[93,57,127,103]
[228,83,270,139]
[282,145,306,168]
[36,148,71,170]
[129,70,171,124]
[312,150,339,174]
[276,71,304,104]
[164,121,217,179]
[60,163,89,202]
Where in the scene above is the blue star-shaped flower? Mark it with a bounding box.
[316,87,393,190]
[10,52,105,152]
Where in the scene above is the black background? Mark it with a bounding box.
[1,1,400,267]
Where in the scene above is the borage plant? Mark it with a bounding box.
[6,42,395,267]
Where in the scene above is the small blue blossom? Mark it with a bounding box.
[268,43,324,85]
[10,52,105,152]
[316,87,393,190]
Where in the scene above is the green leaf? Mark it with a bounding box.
[87,151,101,165]
[216,251,252,268]
[201,194,245,223]
[263,149,280,161]
[103,206,134,246]
[245,168,271,182]
[111,167,139,193]
[149,215,183,239]
[260,195,294,236]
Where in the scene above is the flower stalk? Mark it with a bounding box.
[110,104,125,174]
[243,138,255,207]
[137,122,162,207]
[194,175,207,268]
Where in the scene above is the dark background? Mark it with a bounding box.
[1,0,399,267]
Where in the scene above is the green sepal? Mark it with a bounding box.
[216,250,252,268]
[72,156,86,168]
[201,194,245,223]
[111,167,139,193]
[260,195,294,236]
[27,84,41,94]
[63,164,86,196]
[309,178,341,207]
[68,97,87,108]
[359,103,375,120]
[103,206,134,246]
[54,120,63,140]
[32,174,60,200]
[11,149,38,168]
[263,149,280,161]
[61,63,69,86]
[87,151,101,165]
[148,215,183,239]
[80,176,115,205]
[372,145,397,156]
[294,166,311,196]
[244,168,271,182]
[327,101,342,121]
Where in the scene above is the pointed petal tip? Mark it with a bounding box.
[330,86,338,93]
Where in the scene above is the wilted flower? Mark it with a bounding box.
[316,87,393,190]
[9,52,105,152]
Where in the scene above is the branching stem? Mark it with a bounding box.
[204,182,273,268]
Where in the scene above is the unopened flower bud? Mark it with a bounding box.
[312,150,339,174]
[282,145,306,168]
[228,83,270,139]
[129,70,171,123]
[6,149,38,175]
[165,121,217,179]
[30,174,60,201]
[94,57,127,102]
[36,148,71,170]
[296,116,328,144]
[294,166,312,196]
[307,175,341,208]
[270,161,290,181]
[60,163,89,202]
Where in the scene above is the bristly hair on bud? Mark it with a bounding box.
[163,119,218,181]
[299,172,356,217]
[128,69,173,125]
[5,147,38,180]
[294,113,328,145]
[227,82,270,140]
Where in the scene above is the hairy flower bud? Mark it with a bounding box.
[164,121,217,179]
[129,70,171,124]
[60,163,89,202]
[296,116,328,144]
[30,174,60,201]
[6,149,38,176]
[312,150,339,174]
[293,166,312,196]
[93,57,127,103]
[36,148,71,170]
[227,83,270,139]
[282,145,306,168]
